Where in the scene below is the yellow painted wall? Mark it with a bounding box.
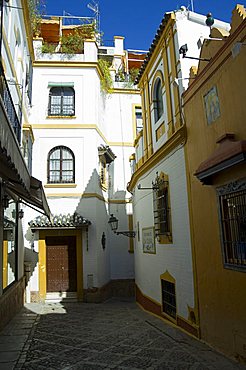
[183,13,246,361]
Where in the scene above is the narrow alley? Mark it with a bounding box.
[0,298,245,370]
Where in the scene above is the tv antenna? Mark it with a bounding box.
[87,1,100,33]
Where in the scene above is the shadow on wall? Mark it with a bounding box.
[22,165,132,302]
[24,226,39,287]
[75,167,109,226]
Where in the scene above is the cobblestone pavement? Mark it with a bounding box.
[0,298,245,370]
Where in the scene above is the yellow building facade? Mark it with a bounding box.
[128,8,227,337]
[183,5,246,362]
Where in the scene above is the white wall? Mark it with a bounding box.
[27,51,140,291]
[133,146,194,319]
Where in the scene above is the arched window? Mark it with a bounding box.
[48,87,75,116]
[153,78,163,122]
[47,146,75,183]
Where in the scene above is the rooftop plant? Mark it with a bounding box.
[98,59,113,94]
[28,0,46,36]
[60,24,96,54]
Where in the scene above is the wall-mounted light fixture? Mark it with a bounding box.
[179,44,210,62]
[7,78,23,89]
[18,209,24,219]
[2,194,9,209]
[101,232,106,249]
[108,214,136,238]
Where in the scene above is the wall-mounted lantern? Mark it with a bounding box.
[108,214,135,238]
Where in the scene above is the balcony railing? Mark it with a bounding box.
[0,63,21,144]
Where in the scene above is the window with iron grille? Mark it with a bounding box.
[100,160,106,185]
[48,87,75,116]
[153,173,170,237]
[161,279,176,319]
[218,180,246,270]
[47,146,75,183]
[153,77,163,123]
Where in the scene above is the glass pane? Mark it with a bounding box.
[51,95,61,104]
[63,87,74,96]
[50,106,61,115]
[51,87,62,95]
[63,95,73,105]
[50,150,60,160]
[61,171,73,182]
[62,106,74,115]
[62,161,73,170]
[62,149,72,160]
[49,171,60,182]
[50,160,60,170]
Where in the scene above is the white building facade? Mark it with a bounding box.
[24,17,144,302]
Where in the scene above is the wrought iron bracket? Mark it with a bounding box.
[137,184,159,190]
[115,231,136,238]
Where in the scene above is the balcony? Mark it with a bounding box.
[0,63,30,190]
[0,64,21,144]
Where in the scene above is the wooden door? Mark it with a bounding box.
[46,236,77,292]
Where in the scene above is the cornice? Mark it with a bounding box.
[31,123,134,147]
[21,0,35,61]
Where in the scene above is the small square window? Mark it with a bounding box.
[161,279,176,319]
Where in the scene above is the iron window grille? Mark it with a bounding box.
[47,146,75,184]
[48,87,75,116]
[161,279,176,319]
[217,180,246,270]
[153,173,170,237]
[100,161,106,184]
[153,78,164,123]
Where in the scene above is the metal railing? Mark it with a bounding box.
[0,63,21,144]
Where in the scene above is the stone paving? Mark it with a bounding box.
[0,298,245,370]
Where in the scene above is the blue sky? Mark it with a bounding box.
[44,1,243,50]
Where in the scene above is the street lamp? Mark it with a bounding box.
[108,214,136,238]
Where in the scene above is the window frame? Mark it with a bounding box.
[47,146,75,184]
[160,272,177,322]
[153,77,164,123]
[48,86,75,117]
[217,179,246,272]
[134,105,143,136]
[99,157,107,190]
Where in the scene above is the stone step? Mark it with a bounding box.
[45,292,77,303]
